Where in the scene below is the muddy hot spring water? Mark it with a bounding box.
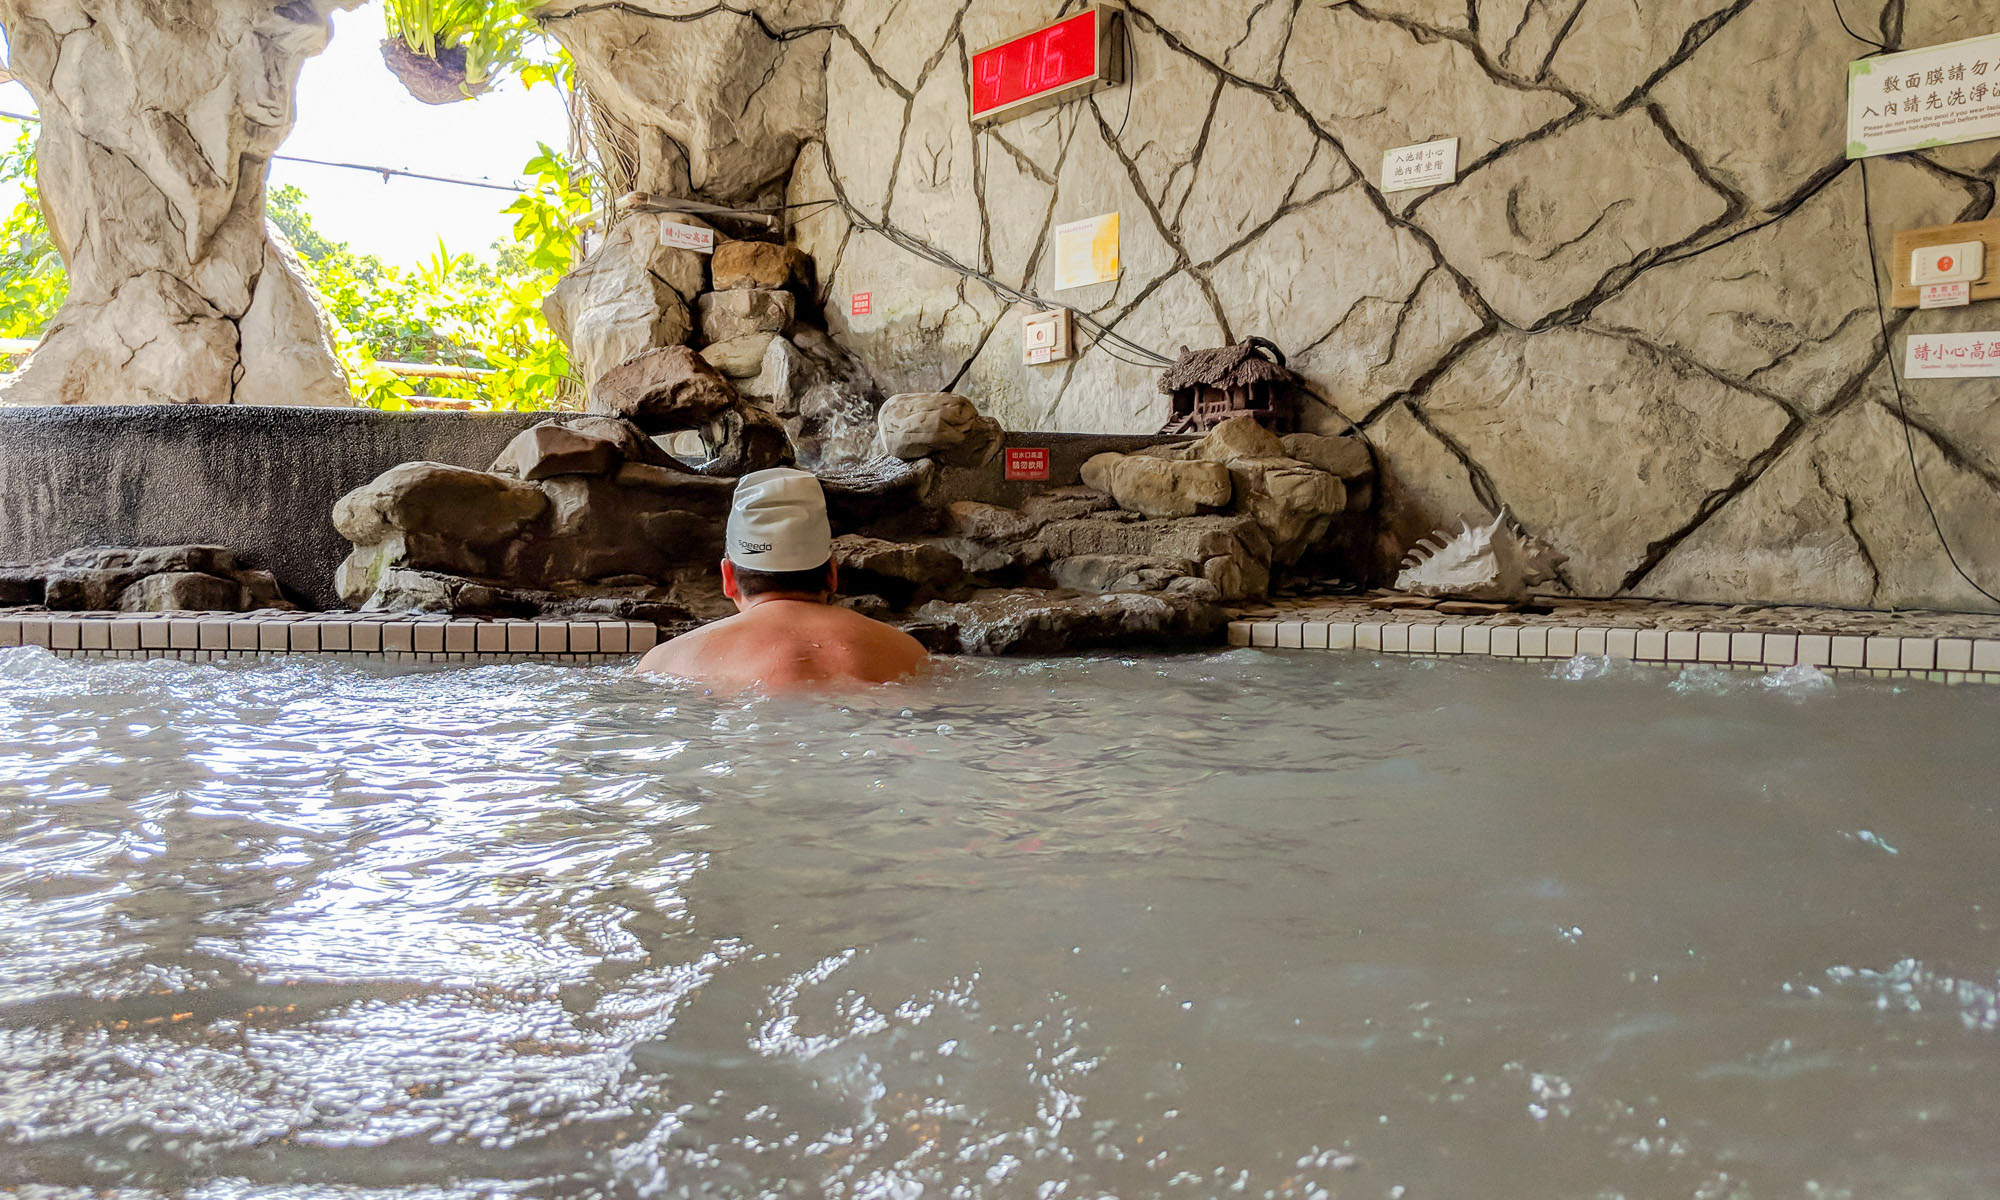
[0,646,1997,1197]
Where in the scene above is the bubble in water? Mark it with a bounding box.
[1762,663,1835,697]
[1551,654,1618,681]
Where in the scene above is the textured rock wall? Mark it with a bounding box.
[758,0,1999,612]
[0,0,356,407]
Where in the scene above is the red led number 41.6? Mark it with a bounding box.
[970,7,1125,127]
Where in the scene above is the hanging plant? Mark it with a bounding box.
[380,0,539,105]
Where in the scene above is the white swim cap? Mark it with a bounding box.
[726,467,833,572]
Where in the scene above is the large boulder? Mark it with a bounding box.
[1281,432,1374,481]
[688,404,797,477]
[1194,416,1288,464]
[700,333,780,380]
[1039,514,1273,601]
[910,588,1228,656]
[699,288,796,342]
[1227,457,1347,563]
[712,240,816,305]
[543,213,711,393]
[873,393,1003,467]
[591,346,744,434]
[1083,453,1234,519]
[833,534,965,607]
[119,571,244,612]
[490,421,624,481]
[333,462,548,547]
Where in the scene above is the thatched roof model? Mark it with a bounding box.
[1157,337,1302,395]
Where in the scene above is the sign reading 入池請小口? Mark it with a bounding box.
[1849,33,2000,158]
[1904,331,2000,377]
[1381,137,1459,192]
[660,222,714,254]
[1004,448,1052,481]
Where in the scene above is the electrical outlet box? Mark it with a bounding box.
[1022,308,1074,365]
[1912,240,1985,286]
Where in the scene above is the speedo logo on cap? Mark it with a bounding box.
[739,540,773,554]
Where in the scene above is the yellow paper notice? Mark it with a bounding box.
[1053,212,1120,290]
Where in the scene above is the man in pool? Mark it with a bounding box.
[636,467,929,690]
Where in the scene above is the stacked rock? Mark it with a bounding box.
[0,546,293,612]
[541,215,883,470]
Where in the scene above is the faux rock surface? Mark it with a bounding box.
[755,0,2000,611]
[0,0,357,408]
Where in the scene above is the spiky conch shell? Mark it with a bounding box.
[1393,509,1568,602]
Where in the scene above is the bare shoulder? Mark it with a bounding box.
[634,618,732,677]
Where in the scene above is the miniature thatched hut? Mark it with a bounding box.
[1157,337,1305,434]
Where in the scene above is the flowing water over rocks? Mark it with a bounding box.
[1,649,1997,1196]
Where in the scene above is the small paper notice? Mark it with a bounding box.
[1382,137,1459,192]
[1905,330,2000,377]
[851,292,872,316]
[1921,281,1972,308]
[661,222,714,254]
[1054,212,1121,291]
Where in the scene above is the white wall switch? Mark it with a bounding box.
[1911,241,1985,286]
[1022,308,1074,365]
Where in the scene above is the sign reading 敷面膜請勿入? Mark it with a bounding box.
[1381,138,1459,192]
[1904,331,2000,377]
[970,7,1124,127]
[1849,33,2000,158]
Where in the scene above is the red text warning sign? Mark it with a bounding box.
[1004,447,1051,481]
[850,292,872,316]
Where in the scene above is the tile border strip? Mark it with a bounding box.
[0,613,660,662]
[1227,618,2000,686]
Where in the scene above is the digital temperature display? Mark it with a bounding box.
[970,8,1121,126]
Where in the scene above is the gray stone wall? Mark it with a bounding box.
[768,0,2000,611]
[0,408,544,609]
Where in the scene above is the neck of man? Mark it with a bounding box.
[738,592,832,612]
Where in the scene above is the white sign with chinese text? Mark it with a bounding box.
[1849,33,2000,159]
[1904,330,2000,376]
[1381,137,1459,192]
[661,222,715,254]
[1921,281,1971,308]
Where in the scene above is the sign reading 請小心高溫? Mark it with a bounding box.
[660,222,714,254]
[1904,330,2000,377]
[970,7,1124,127]
[1849,33,2000,158]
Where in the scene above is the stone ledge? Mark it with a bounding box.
[1227,598,2000,686]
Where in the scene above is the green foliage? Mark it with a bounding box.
[269,146,590,411]
[385,0,550,96]
[0,123,67,349]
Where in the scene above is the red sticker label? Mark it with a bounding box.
[850,292,872,316]
[1005,447,1051,481]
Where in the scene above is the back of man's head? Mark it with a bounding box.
[726,467,834,599]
